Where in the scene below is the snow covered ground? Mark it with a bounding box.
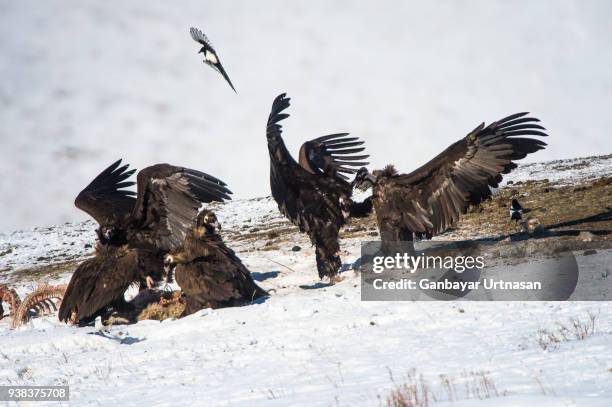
[1,1,612,403]
[0,155,611,406]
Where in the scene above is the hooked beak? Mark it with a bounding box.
[354,174,377,191]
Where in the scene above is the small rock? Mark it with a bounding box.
[525,217,545,236]
[583,249,597,256]
[368,231,379,237]
[553,244,571,254]
[291,245,301,252]
[84,243,92,249]
[369,321,376,326]
[578,231,596,242]
[507,180,514,185]
[346,225,367,232]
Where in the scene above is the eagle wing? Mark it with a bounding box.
[74,159,136,227]
[298,133,369,180]
[381,112,548,236]
[267,93,300,222]
[58,247,139,323]
[129,164,232,252]
[267,94,351,229]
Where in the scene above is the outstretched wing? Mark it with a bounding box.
[383,112,548,236]
[189,26,215,50]
[267,93,300,222]
[75,159,136,227]
[299,133,369,180]
[129,164,232,252]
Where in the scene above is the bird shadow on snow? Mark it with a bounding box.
[299,282,333,290]
[298,263,356,290]
[250,271,280,282]
[544,207,612,232]
[87,330,145,345]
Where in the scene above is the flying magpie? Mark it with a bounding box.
[190,27,236,92]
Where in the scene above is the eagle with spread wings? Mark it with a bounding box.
[266,93,371,281]
[352,112,548,243]
[59,160,232,324]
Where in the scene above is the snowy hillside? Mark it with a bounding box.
[2,0,612,231]
[1,155,611,406]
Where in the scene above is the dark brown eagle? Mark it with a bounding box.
[352,112,548,242]
[164,209,268,316]
[59,160,232,325]
[266,93,371,281]
[190,27,236,92]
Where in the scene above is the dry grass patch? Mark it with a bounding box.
[537,311,598,351]
[386,369,503,407]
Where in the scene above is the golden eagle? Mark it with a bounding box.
[352,112,548,242]
[59,160,232,324]
[266,93,371,281]
[164,210,268,316]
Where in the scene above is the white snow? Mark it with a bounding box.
[1,157,611,406]
[501,154,612,186]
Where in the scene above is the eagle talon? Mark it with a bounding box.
[328,275,345,285]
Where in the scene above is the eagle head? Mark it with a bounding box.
[97,225,116,243]
[196,209,221,238]
[352,167,377,191]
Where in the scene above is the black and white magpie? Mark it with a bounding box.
[189,27,236,92]
[509,198,530,223]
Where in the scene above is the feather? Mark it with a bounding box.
[370,112,548,240]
